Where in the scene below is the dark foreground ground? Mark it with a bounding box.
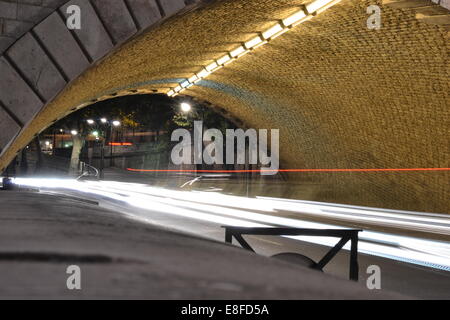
[0,190,403,299]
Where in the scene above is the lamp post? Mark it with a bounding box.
[52,129,56,154]
[86,118,120,179]
[99,138,105,179]
[181,102,201,173]
[110,120,121,167]
[60,129,64,151]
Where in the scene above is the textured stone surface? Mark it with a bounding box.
[0,36,15,52]
[0,0,70,54]
[17,2,53,21]
[0,105,20,151]
[59,0,113,61]
[33,12,90,79]
[159,0,186,15]
[0,1,17,20]
[2,19,34,37]
[0,0,193,162]
[91,0,138,44]
[6,32,66,100]
[126,0,162,29]
[0,56,43,125]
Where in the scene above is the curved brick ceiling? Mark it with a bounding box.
[0,0,195,152]
[0,0,449,213]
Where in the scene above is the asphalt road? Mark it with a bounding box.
[12,177,449,299]
[0,190,406,299]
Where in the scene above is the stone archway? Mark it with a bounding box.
[1,0,449,213]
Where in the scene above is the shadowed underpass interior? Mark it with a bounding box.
[0,0,449,303]
[0,0,448,213]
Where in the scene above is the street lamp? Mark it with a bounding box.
[109,121,120,167]
[76,118,122,179]
[71,130,78,136]
[181,102,191,113]
[59,129,64,150]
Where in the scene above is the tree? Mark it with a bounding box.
[46,94,176,175]
[117,94,176,140]
[44,93,235,176]
[49,104,123,175]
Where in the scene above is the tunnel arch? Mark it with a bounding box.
[0,0,203,155]
[0,0,449,213]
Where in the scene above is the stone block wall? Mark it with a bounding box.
[0,0,69,52]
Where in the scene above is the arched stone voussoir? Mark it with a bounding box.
[0,0,448,213]
[0,0,202,155]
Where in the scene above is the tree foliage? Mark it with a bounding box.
[42,94,237,175]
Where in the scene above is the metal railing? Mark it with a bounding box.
[223,226,362,281]
[77,161,99,180]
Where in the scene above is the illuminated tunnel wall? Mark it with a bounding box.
[0,0,449,213]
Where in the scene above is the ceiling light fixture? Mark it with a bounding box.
[282,10,307,27]
[188,75,198,83]
[216,54,232,66]
[230,46,248,58]
[166,0,341,97]
[206,61,220,72]
[197,68,210,79]
[306,0,336,14]
[262,23,287,40]
[244,35,266,49]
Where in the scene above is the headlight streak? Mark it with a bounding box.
[85,181,450,234]
[82,182,450,269]
[166,0,339,97]
[13,178,450,271]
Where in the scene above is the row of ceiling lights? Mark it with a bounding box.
[167,0,340,97]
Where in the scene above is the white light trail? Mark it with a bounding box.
[13,178,450,271]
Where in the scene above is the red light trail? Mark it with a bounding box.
[126,168,450,173]
[108,142,133,146]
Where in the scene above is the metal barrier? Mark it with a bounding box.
[77,162,99,180]
[180,174,234,188]
[223,226,362,281]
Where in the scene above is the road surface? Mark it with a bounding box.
[10,177,450,299]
